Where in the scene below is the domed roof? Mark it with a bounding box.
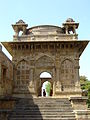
[66,18,75,22]
[26,25,64,35]
[16,19,26,25]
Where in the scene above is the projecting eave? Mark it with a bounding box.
[1,42,13,56]
[1,40,89,57]
[77,40,89,57]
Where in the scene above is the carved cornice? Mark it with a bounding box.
[1,41,89,57]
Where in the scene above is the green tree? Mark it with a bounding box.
[87,88,90,108]
[80,75,90,108]
[45,82,51,96]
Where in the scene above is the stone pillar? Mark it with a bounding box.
[56,67,59,82]
[14,26,19,36]
[73,25,76,34]
[74,58,82,94]
[66,26,68,34]
[23,26,27,35]
[29,68,36,96]
[29,68,34,88]
[55,67,61,92]
[52,68,55,96]
[55,59,61,94]
[30,68,34,82]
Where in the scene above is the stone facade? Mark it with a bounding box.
[0,18,90,119]
[2,19,88,98]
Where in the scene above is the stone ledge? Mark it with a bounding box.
[74,110,90,120]
[70,97,88,110]
[75,110,90,114]
[70,97,88,102]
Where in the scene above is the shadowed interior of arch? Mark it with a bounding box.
[39,72,53,97]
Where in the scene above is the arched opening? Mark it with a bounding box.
[19,31,23,36]
[42,81,52,97]
[40,72,52,78]
[39,72,53,97]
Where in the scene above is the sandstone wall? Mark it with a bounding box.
[0,46,13,96]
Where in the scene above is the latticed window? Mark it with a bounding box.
[61,59,75,84]
[16,60,30,88]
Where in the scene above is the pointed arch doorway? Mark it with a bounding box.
[39,72,53,97]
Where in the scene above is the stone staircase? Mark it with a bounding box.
[8,97,76,120]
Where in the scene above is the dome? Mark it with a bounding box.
[66,18,75,22]
[16,19,26,25]
[26,25,64,35]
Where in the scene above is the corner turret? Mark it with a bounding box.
[63,18,79,35]
[12,20,28,36]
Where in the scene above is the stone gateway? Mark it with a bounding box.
[0,18,90,120]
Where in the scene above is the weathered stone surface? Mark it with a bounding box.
[0,19,90,120]
[0,46,13,96]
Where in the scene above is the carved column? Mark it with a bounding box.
[52,68,56,96]
[29,68,36,96]
[30,68,34,81]
[54,58,61,95]
[74,58,82,93]
[55,61,62,93]
[56,67,60,82]
[29,68,34,88]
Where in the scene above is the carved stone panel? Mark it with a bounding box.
[60,59,75,85]
[15,60,30,91]
[36,55,54,68]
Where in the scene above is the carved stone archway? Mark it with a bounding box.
[40,72,53,97]
[35,55,55,97]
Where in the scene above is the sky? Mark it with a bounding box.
[0,0,90,80]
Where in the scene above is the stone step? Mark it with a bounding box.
[16,101,71,104]
[16,102,70,105]
[18,98,69,100]
[11,111,74,115]
[8,118,76,120]
[18,99,70,102]
[14,108,72,112]
[9,116,76,119]
[16,102,71,106]
[17,98,70,103]
[9,114,74,117]
[16,102,71,105]
[11,109,74,112]
[15,104,71,108]
[8,98,76,120]
[15,106,73,109]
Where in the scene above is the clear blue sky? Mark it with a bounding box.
[0,0,90,80]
